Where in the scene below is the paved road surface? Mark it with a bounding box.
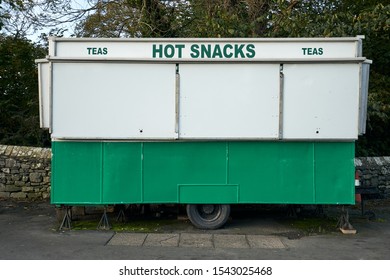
[1,200,390,259]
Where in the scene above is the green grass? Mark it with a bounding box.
[375,218,387,223]
[70,217,187,232]
[287,217,339,235]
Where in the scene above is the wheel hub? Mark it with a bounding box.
[201,204,215,215]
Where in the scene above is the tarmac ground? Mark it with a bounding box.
[0,198,390,259]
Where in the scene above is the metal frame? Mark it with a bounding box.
[38,63,44,128]
[358,61,371,135]
[175,64,180,138]
[41,57,368,63]
[49,36,364,43]
[49,62,53,133]
[278,64,284,140]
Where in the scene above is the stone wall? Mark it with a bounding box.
[355,157,390,197]
[1,144,389,201]
[0,145,51,200]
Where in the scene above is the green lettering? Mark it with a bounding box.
[302,48,307,55]
[246,44,255,58]
[87,47,108,55]
[153,44,163,58]
[223,44,233,58]
[176,44,185,58]
[234,44,245,58]
[307,48,313,55]
[190,44,199,58]
[318,48,323,55]
[201,44,211,58]
[212,45,223,58]
[164,44,175,58]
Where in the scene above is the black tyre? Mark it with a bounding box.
[186,204,230,229]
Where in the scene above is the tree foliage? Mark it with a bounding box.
[75,0,191,37]
[0,35,50,146]
[74,1,274,38]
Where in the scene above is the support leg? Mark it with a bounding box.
[286,205,300,218]
[97,206,111,230]
[315,205,324,217]
[59,206,72,230]
[116,204,127,223]
[337,206,356,234]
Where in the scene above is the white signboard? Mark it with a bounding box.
[50,37,362,60]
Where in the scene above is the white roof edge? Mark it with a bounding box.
[48,36,364,43]
[40,57,368,63]
[35,58,49,63]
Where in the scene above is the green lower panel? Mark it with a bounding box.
[51,141,355,205]
[102,142,142,203]
[179,185,239,203]
[52,142,102,204]
[142,142,227,203]
[314,142,355,204]
[229,142,315,203]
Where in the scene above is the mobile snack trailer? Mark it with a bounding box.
[36,36,371,229]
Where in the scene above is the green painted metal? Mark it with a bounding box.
[102,142,142,203]
[179,185,239,203]
[51,141,355,205]
[52,141,102,204]
[314,142,355,204]
[229,142,315,203]
[142,142,227,203]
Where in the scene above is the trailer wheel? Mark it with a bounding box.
[186,204,230,229]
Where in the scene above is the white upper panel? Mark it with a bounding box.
[51,63,176,139]
[179,64,280,139]
[36,37,369,140]
[282,64,360,139]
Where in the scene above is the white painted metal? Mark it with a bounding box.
[36,37,370,140]
[51,37,363,42]
[178,64,280,139]
[52,38,360,60]
[355,179,360,187]
[282,64,360,139]
[38,62,50,129]
[359,62,370,134]
[51,63,176,139]
[46,57,368,64]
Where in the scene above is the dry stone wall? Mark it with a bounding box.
[1,145,389,201]
[0,145,51,200]
[355,157,390,197]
